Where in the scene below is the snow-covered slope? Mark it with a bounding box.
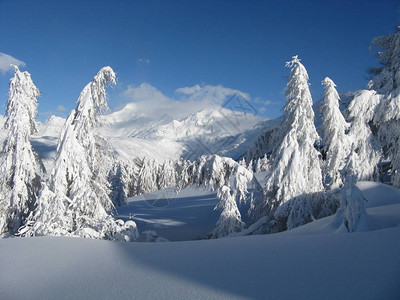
[1,180,399,299]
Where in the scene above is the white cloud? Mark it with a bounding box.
[0,52,26,74]
[123,83,169,103]
[253,97,273,106]
[175,84,250,104]
[120,83,234,120]
[175,84,202,95]
[119,82,266,123]
[57,105,67,112]
[137,58,150,65]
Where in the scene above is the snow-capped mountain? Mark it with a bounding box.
[20,103,268,169]
[103,105,266,162]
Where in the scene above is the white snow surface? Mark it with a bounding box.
[1,180,399,299]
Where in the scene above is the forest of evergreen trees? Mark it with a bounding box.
[0,24,399,241]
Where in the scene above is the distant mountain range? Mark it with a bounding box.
[0,102,268,174]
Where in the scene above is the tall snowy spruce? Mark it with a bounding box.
[0,66,44,235]
[371,26,400,187]
[347,90,382,181]
[320,77,350,189]
[26,67,138,241]
[253,56,323,231]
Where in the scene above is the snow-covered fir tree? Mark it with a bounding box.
[252,56,324,231]
[259,154,270,172]
[121,157,141,198]
[0,66,44,235]
[247,159,254,172]
[175,154,259,237]
[347,90,382,181]
[238,158,246,168]
[176,159,191,192]
[136,158,158,195]
[109,161,126,207]
[255,158,262,172]
[26,67,138,241]
[320,77,350,189]
[211,185,245,238]
[371,26,400,187]
[157,159,177,190]
[334,146,369,232]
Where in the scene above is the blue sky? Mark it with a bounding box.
[0,0,399,121]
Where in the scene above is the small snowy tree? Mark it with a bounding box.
[136,158,158,195]
[239,158,246,167]
[252,56,323,230]
[26,67,138,241]
[255,158,262,172]
[334,146,369,232]
[122,159,139,198]
[247,159,254,172]
[212,185,245,238]
[259,154,270,172]
[109,161,126,207]
[157,159,177,190]
[320,77,350,189]
[0,66,43,235]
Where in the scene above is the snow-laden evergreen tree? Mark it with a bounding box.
[252,56,323,231]
[239,158,246,168]
[175,154,260,237]
[334,146,369,232]
[211,185,245,238]
[320,77,350,189]
[255,158,262,172]
[371,26,400,187]
[25,67,138,241]
[176,159,193,192]
[347,90,382,181]
[109,161,126,207]
[259,154,270,172]
[253,154,270,173]
[247,159,254,172]
[121,158,140,198]
[0,66,44,235]
[136,158,158,195]
[157,159,177,190]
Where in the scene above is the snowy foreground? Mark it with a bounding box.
[1,181,400,299]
